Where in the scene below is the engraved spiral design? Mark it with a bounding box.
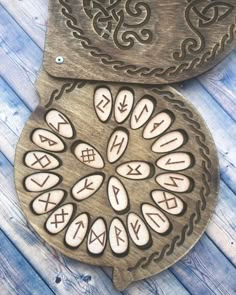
[58,0,236,79]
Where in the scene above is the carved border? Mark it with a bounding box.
[127,87,213,271]
[58,0,235,78]
[44,82,215,271]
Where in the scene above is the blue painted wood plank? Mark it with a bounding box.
[0,229,54,295]
[0,5,41,110]
[1,0,47,49]
[207,181,236,266]
[177,79,236,194]
[198,50,236,122]
[171,235,236,295]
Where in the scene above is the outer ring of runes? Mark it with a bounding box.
[15,70,219,290]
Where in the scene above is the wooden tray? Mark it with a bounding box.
[15,69,219,290]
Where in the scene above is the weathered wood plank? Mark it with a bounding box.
[177,79,236,193]
[171,235,236,295]
[0,229,54,295]
[1,0,47,50]
[198,50,236,122]
[0,6,41,110]
[207,181,236,266]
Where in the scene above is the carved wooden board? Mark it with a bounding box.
[43,0,236,84]
[15,69,219,290]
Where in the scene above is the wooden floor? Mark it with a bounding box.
[0,1,236,294]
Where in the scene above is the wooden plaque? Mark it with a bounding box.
[43,0,236,84]
[15,69,219,290]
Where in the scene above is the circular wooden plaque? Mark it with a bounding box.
[15,70,219,290]
[43,0,236,84]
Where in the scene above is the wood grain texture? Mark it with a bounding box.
[0,151,190,295]
[0,1,236,294]
[1,0,47,50]
[14,71,218,289]
[0,229,54,295]
[43,0,236,84]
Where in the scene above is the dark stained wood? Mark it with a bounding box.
[15,69,219,290]
[43,0,236,84]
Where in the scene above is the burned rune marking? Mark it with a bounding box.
[96,94,111,113]
[49,113,69,133]
[118,95,128,113]
[127,164,142,176]
[134,105,149,123]
[164,176,184,188]
[89,229,106,246]
[80,148,96,163]
[38,193,57,211]
[73,220,85,239]
[151,120,164,133]
[146,212,166,228]
[114,226,125,246]
[77,179,94,194]
[51,209,69,229]
[157,192,178,210]
[160,137,178,147]
[30,175,50,188]
[31,153,52,168]
[112,185,120,205]
[110,135,125,155]
[39,134,57,146]
[130,219,141,240]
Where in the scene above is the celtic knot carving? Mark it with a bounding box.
[83,0,153,49]
[174,0,235,61]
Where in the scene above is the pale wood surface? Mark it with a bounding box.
[0,1,236,294]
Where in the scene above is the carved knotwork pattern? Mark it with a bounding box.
[83,0,153,49]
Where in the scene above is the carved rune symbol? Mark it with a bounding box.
[89,229,106,246]
[118,95,128,113]
[96,94,110,113]
[51,209,69,228]
[38,193,56,211]
[80,148,96,163]
[112,185,120,205]
[158,192,177,210]
[31,153,51,168]
[130,219,141,240]
[39,135,57,146]
[114,226,125,246]
[73,220,85,239]
[127,164,142,176]
[151,120,164,133]
[110,135,125,155]
[134,105,149,123]
[164,176,184,188]
[77,179,94,194]
[146,213,166,228]
[160,137,178,147]
[166,158,185,165]
[49,114,69,132]
[30,175,50,187]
